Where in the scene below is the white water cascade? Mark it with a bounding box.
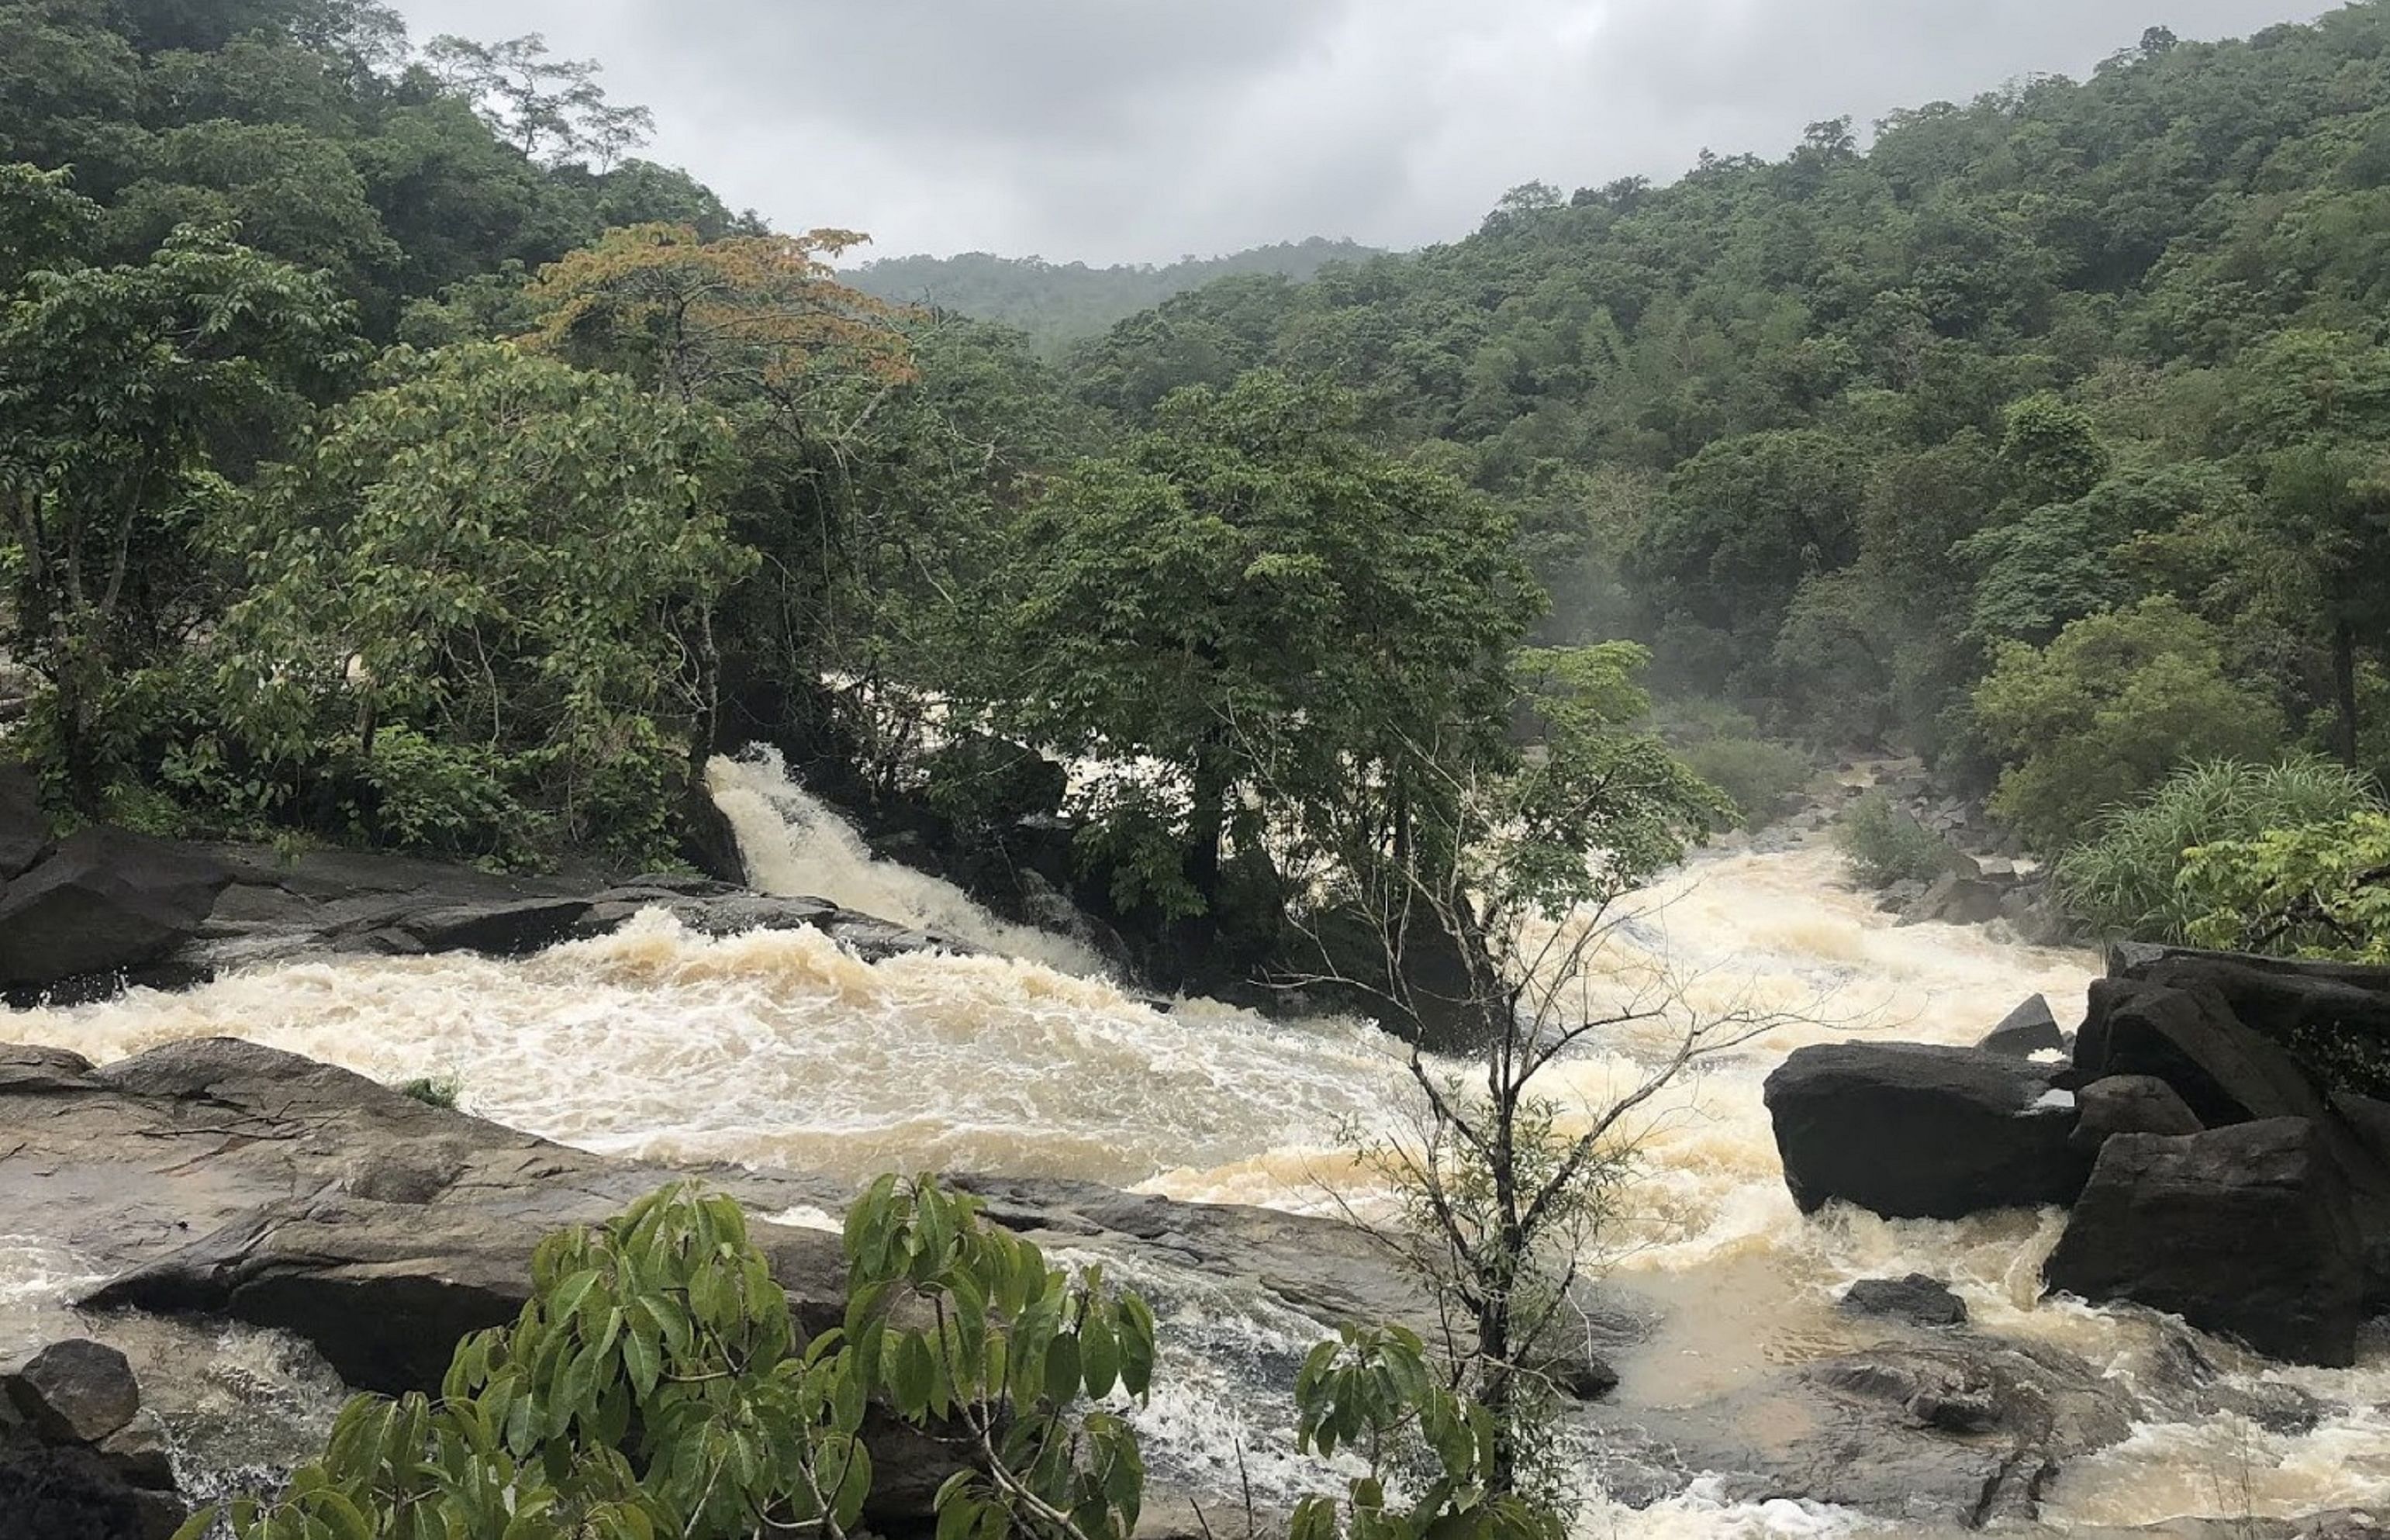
[2,750,2385,1533]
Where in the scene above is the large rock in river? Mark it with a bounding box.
[2074,976,2333,1128]
[1977,993,2063,1058]
[1764,1042,2088,1219]
[2043,1117,2367,1366]
[0,828,231,987]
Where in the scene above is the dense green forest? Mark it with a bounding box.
[5,0,2388,969]
[846,240,1383,354]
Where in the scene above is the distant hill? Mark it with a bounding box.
[847,239,1383,350]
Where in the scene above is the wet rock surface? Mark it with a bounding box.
[1840,1274,1968,1328]
[1583,1332,2136,1528]
[2044,1117,2368,1366]
[1979,994,2064,1058]
[0,827,233,994]
[2071,1073,2204,1154]
[0,1338,185,1539]
[192,844,969,970]
[1763,1041,2088,1218]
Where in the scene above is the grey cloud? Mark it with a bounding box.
[390,0,2334,264]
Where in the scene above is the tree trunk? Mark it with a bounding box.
[1187,753,1228,916]
[2334,619,2360,770]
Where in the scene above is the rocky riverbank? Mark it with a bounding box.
[1767,945,2390,1366]
[2,1024,2383,1536]
[0,781,971,1007]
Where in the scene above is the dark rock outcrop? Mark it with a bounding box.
[2109,945,2390,1086]
[1763,1042,2087,1219]
[195,848,965,972]
[1839,1274,1968,1328]
[2077,977,2333,1128]
[0,827,233,987]
[2069,1075,2202,1155]
[1979,995,2064,1058]
[0,1340,185,1540]
[2043,1118,2366,1366]
[1902,872,2008,927]
[3,1341,140,1445]
[0,1435,182,1540]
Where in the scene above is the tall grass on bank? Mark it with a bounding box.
[2054,757,2385,943]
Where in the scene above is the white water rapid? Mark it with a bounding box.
[4,748,2385,1534]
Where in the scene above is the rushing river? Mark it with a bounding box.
[5,748,2386,1535]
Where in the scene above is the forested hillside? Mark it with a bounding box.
[847,239,1382,351]
[1066,12,2390,857]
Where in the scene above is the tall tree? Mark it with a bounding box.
[0,206,355,796]
[999,371,1541,926]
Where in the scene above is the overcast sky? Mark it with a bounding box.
[389,0,2336,266]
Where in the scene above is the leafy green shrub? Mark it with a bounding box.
[2178,810,2390,965]
[1970,599,2284,850]
[1289,1324,1563,1540]
[1677,736,1811,830]
[395,1076,461,1110]
[181,1177,1156,1540]
[2055,758,2384,942]
[1834,792,1957,888]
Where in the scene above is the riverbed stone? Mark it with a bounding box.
[2043,1118,2366,1366]
[0,827,233,988]
[1764,1042,2088,1219]
[1979,994,2064,1058]
[2070,1075,2203,1155]
[1839,1274,1968,1328]
[3,1340,141,1445]
[1580,1332,2133,1528]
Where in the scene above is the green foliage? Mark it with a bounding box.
[395,1075,462,1110]
[1000,370,1541,924]
[2178,811,2390,964]
[0,215,358,799]
[2053,757,2383,941]
[181,1176,1157,1540]
[206,342,750,864]
[1675,735,1811,831]
[1834,792,1958,889]
[1287,1324,1564,1540]
[1973,600,2285,849]
[1046,8,2390,796]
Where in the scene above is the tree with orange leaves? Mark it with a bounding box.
[520,222,914,418]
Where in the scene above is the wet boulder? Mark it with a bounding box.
[0,1435,184,1540]
[1979,995,2064,1058]
[1580,1333,2133,1528]
[1764,1042,2088,1220]
[2070,1075,2203,1155]
[2,1341,140,1445]
[1901,873,2008,927]
[0,1340,184,1540]
[1839,1274,1967,1328]
[0,827,231,987]
[2043,1118,2366,1366]
[2074,977,2331,1129]
[2108,945,2390,1079]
